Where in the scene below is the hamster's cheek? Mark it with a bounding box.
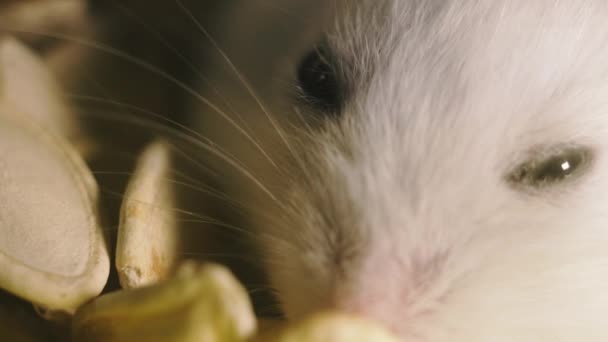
[414,219,608,342]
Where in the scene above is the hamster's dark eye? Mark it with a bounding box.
[297,47,342,113]
[507,146,593,189]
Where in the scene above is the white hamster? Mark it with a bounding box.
[191,0,608,340]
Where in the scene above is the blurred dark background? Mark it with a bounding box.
[0,1,332,340]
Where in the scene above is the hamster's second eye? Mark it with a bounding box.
[297,47,342,114]
[507,146,593,190]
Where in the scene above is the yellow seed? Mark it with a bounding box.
[267,312,400,342]
[73,262,257,342]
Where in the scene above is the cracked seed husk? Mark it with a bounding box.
[116,140,179,289]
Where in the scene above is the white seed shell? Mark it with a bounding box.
[0,106,109,313]
[0,37,79,141]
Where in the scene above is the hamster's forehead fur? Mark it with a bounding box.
[318,0,608,203]
[332,0,608,130]
[257,0,608,340]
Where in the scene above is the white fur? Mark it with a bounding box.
[196,1,608,340]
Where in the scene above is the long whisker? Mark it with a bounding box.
[289,106,317,140]
[72,98,232,179]
[73,105,280,202]
[69,94,240,167]
[167,141,223,182]
[174,0,307,171]
[105,3,279,171]
[93,169,287,227]
[101,187,293,253]
[92,170,248,212]
[110,3,228,104]
[0,26,280,170]
[72,99,279,205]
[100,187,255,238]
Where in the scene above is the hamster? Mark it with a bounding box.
[186,0,608,340]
